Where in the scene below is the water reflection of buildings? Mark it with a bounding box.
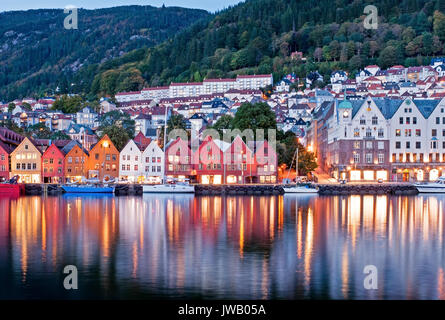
[0,194,445,299]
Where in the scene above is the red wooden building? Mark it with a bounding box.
[42,143,65,183]
[165,137,193,182]
[0,141,11,181]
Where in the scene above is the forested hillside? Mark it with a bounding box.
[0,5,210,100]
[88,0,445,97]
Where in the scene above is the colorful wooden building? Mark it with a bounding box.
[10,137,42,183]
[0,140,11,181]
[63,142,89,183]
[87,134,119,181]
[42,143,65,183]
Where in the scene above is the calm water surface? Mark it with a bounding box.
[0,193,444,300]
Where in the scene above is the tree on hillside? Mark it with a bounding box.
[27,123,51,139]
[167,114,187,134]
[100,125,130,151]
[210,114,233,136]
[231,102,277,137]
[8,103,15,113]
[52,95,85,114]
[378,46,398,69]
[99,110,136,138]
[434,10,445,42]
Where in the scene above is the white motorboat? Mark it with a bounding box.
[415,176,445,193]
[143,182,195,193]
[283,185,319,194]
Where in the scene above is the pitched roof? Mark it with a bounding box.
[413,99,441,118]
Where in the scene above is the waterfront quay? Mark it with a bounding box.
[20,183,419,196]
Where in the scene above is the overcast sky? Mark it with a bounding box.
[0,0,244,13]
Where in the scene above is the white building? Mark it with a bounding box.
[115,75,273,101]
[141,140,164,183]
[119,139,142,183]
[76,107,98,128]
[141,87,170,100]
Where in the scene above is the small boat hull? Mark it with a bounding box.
[415,185,445,193]
[143,184,195,193]
[283,186,319,194]
[62,186,115,194]
[0,184,22,196]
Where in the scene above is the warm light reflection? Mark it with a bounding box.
[1,194,445,299]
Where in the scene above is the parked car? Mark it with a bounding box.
[339,179,347,184]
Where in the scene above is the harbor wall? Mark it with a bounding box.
[20,183,419,196]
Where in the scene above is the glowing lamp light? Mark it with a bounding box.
[103,141,109,148]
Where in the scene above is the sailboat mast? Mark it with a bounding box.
[162,106,168,184]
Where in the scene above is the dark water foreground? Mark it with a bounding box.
[0,194,444,300]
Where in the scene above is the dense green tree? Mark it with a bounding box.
[210,114,234,136]
[434,10,445,42]
[100,125,131,151]
[7,103,15,113]
[27,123,52,139]
[52,95,85,114]
[0,6,209,101]
[378,46,398,69]
[98,110,135,138]
[231,103,277,137]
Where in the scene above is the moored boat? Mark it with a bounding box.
[0,176,23,197]
[143,181,195,193]
[283,184,319,194]
[61,184,115,194]
[415,176,445,193]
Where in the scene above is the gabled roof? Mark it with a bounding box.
[61,140,90,156]
[350,99,404,120]
[413,99,441,118]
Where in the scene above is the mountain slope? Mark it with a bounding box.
[88,0,445,97]
[0,5,210,101]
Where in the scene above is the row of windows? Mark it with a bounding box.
[359,116,379,125]
[93,164,117,171]
[43,168,62,174]
[352,153,385,164]
[353,128,385,138]
[399,117,418,125]
[67,157,85,164]
[16,163,37,170]
[399,117,445,125]
[43,158,63,165]
[353,141,385,149]
[94,154,117,161]
[15,153,37,160]
[395,129,445,137]
[395,141,445,149]
[392,153,445,162]
[122,155,162,163]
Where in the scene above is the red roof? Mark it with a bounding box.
[115,91,141,96]
[142,86,169,91]
[237,74,271,79]
[203,78,236,83]
[170,82,203,86]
